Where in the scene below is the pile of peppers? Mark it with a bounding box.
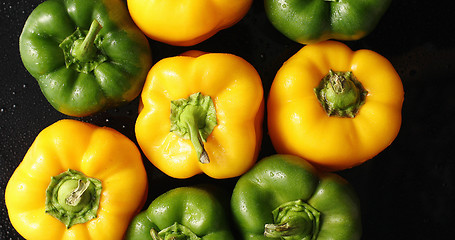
[5,0,404,239]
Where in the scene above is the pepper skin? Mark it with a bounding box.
[19,0,152,117]
[126,0,253,46]
[264,0,391,44]
[231,154,362,240]
[125,186,235,240]
[5,119,148,240]
[135,51,264,179]
[267,41,404,171]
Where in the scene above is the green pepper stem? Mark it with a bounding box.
[150,228,162,240]
[264,200,320,239]
[71,19,102,62]
[264,219,311,238]
[150,223,201,240]
[264,222,293,237]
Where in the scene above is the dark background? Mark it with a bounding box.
[1,0,454,239]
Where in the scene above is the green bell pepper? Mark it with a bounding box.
[264,0,391,44]
[231,154,362,240]
[125,186,235,240]
[19,0,152,117]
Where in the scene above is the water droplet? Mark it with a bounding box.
[278,0,288,9]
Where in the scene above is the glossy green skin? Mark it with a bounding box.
[125,186,235,240]
[19,0,152,117]
[231,155,362,240]
[264,0,391,44]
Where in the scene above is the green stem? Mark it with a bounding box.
[45,169,102,228]
[264,200,320,240]
[170,92,217,164]
[314,70,367,118]
[264,222,294,237]
[59,19,107,73]
[150,223,201,240]
[185,118,210,164]
[71,19,102,62]
[150,228,162,240]
[65,179,90,207]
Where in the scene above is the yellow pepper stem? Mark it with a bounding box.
[65,179,90,207]
[184,117,210,164]
[314,70,367,118]
[45,169,102,229]
[170,92,217,164]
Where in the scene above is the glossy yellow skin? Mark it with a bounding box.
[126,0,253,46]
[267,41,404,171]
[136,52,264,179]
[5,119,148,240]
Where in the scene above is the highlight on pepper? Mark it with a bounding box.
[267,40,404,171]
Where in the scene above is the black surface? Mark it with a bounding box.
[1,0,454,239]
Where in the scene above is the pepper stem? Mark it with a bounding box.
[150,223,201,240]
[150,228,160,240]
[59,19,107,73]
[65,179,90,206]
[71,19,102,62]
[314,70,367,118]
[264,200,320,239]
[183,110,210,164]
[170,92,217,164]
[45,169,102,229]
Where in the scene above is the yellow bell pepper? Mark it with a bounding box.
[126,0,253,46]
[5,119,148,240]
[267,41,404,171]
[135,51,264,179]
